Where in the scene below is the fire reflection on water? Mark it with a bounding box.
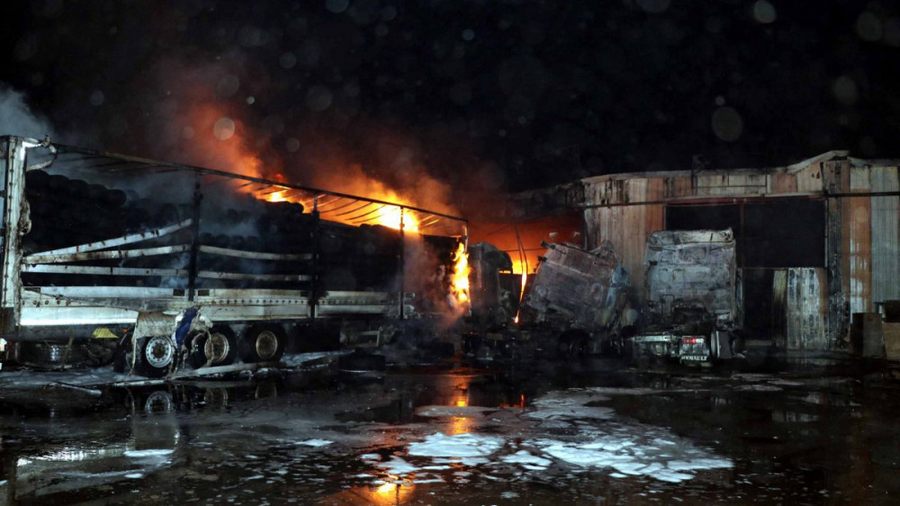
[448,375,473,435]
[355,480,415,506]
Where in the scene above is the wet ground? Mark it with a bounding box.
[2,356,900,505]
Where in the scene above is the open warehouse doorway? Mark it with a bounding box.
[665,198,826,339]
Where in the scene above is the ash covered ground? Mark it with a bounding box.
[2,355,899,505]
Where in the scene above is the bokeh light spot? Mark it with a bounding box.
[213,117,236,141]
[711,106,743,142]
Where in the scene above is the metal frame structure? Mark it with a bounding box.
[1,135,468,344]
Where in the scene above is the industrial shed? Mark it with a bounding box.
[576,151,899,351]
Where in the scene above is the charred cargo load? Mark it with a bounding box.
[633,229,740,363]
[522,241,633,352]
[0,136,467,378]
[466,242,520,329]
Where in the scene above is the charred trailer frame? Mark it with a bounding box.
[0,136,467,377]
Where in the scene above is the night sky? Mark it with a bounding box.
[2,0,899,195]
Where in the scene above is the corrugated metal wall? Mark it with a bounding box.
[849,167,872,313]
[783,268,829,351]
[583,178,663,301]
[871,166,899,305]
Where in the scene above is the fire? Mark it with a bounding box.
[263,189,290,203]
[513,271,528,324]
[450,242,470,306]
[380,205,419,233]
[253,176,420,232]
[512,258,529,274]
[181,103,435,234]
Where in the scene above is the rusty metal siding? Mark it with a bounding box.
[784,267,829,351]
[871,166,900,304]
[771,172,798,194]
[694,172,767,197]
[665,176,693,199]
[583,178,663,302]
[849,167,872,313]
[794,162,826,193]
[824,159,850,344]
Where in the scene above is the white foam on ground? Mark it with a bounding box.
[295,438,333,447]
[123,449,174,458]
[356,389,734,485]
[407,433,503,459]
[531,432,732,483]
[527,391,614,421]
[377,456,418,476]
[501,450,552,470]
[666,458,733,472]
[522,390,734,483]
[413,477,445,484]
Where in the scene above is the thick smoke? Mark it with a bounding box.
[124,54,505,222]
[0,83,54,140]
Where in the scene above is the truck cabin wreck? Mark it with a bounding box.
[633,229,739,363]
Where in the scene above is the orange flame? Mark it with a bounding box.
[380,205,419,233]
[180,103,433,234]
[513,271,527,324]
[450,242,470,306]
[251,175,420,232]
[511,258,529,275]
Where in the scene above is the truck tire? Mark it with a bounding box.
[137,335,176,377]
[189,326,238,368]
[240,325,286,363]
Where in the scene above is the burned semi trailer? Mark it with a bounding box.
[632,229,741,364]
[0,136,467,377]
[521,242,634,354]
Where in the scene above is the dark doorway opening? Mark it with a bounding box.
[666,198,826,338]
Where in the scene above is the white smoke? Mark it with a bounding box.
[0,84,54,140]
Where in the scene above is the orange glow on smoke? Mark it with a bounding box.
[185,104,428,233]
[450,242,470,306]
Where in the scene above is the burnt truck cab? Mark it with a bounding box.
[523,241,635,354]
[632,229,741,365]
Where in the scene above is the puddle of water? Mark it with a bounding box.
[1,361,899,504]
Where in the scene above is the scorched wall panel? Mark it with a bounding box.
[870,166,900,305]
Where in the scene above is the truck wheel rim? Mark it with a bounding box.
[144,390,174,413]
[204,332,230,364]
[146,336,175,369]
[255,330,279,360]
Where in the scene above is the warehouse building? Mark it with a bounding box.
[481,151,899,353]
